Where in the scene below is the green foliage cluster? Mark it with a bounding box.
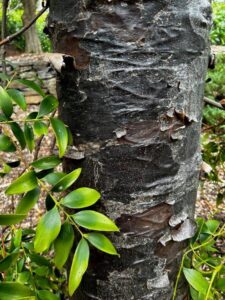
[0,74,119,299]
[173,218,225,300]
[211,2,225,46]
[205,54,225,100]
[0,2,51,52]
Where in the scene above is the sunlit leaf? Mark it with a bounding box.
[31,155,61,170]
[183,268,209,295]
[50,117,68,158]
[84,233,118,256]
[0,214,26,225]
[61,188,100,209]
[33,120,48,137]
[73,210,119,232]
[34,207,61,253]
[24,123,34,152]
[52,168,81,192]
[0,134,16,152]
[0,282,35,300]
[16,188,40,214]
[43,172,66,186]
[7,89,27,111]
[6,170,38,195]
[38,95,58,118]
[69,238,89,296]
[54,222,74,269]
[0,86,13,117]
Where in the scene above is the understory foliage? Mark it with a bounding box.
[173,218,225,300]
[0,74,119,300]
[211,2,225,46]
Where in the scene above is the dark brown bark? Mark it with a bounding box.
[48,1,211,299]
[22,0,42,54]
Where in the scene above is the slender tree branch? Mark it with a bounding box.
[204,97,224,110]
[0,5,49,48]
[1,0,9,75]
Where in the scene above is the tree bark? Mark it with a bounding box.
[22,0,42,54]
[48,1,211,299]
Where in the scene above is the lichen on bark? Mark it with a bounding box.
[48,1,211,299]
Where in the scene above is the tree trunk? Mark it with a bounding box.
[22,0,42,54]
[48,1,211,299]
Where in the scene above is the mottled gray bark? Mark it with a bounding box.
[22,0,42,54]
[48,1,211,299]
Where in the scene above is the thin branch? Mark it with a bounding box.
[1,0,9,75]
[204,97,224,110]
[0,5,49,48]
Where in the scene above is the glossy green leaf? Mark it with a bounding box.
[0,86,13,117]
[52,168,81,192]
[13,228,22,247]
[38,290,60,300]
[204,219,220,234]
[7,89,27,111]
[34,206,61,253]
[43,172,66,186]
[84,233,118,255]
[0,163,12,177]
[24,123,34,152]
[50,117,68,158]
[0,252,19,272]
[33,120,48,137]
[45,194,55,211]
[38,95,58,118]
[16,188,40,214]
[17,79,45,97]
[0,282,35,300]
[69,238,89,296]
[183,268,209,295]
[31,156,61,170]
[10,122,26,149]
[54,222,74,269]
[61,188,100,208]
[0,214,26,225]
[0,134,16,152]
[73,210,119,232]
[6,170,38,195]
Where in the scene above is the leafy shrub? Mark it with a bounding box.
[211,2,225,45]
[0,73,119,299]
[173,218,225,300]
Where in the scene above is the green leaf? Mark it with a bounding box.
[13,228,22,247]
[24,123,34,152]
[0,214,26,225]
[0,72,10,81]
[0,134,16,152]
[69,238,89,296]
[204,220,220,234]
[0,252,19,272]
[31,156,61,170]
[45,194,55,211]
[73,210,119,232]
[215,277,225,292]
[84,233,118,256]
[16,188,40,214]
[54,222,74,269]
[37,290,60,300]
[33,121,48,137]
[183,268,209,295]
[29,253,51,267]
[7,89,27,111]
[0,282,35,300]
[10,122,26,149]
[52,168,81,192]
[50,117,68,158]
[34,206,61,253]
[43,172,66,186]
[17,79,45,97]
[6,170,38,195]
[38,95,58,118]
[0,86,13,117]
[0,163,12,177]
[62,188,101,209]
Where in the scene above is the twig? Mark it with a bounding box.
[204,97,224,110]
[1,0,9,76]
[0,5,49,47]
